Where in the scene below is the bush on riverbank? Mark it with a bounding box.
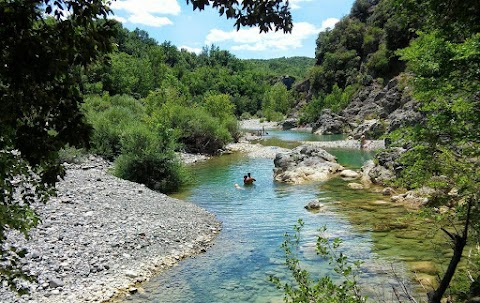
[82,92,237,192]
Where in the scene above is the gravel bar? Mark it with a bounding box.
[1,157,221,303]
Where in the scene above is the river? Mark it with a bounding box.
[118,130,445,303]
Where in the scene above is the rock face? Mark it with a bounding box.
[307,76,422,139]
[367,147,406,185]
[351,119,387,139]
[312,109,351,135]
[0,157,221,303]
[273,145,344,184]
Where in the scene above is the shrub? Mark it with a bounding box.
[240,112,253,120]
[115,152,184,193]
[299,94,325,124]
[114,123,185,193]
[58,145,88,164]
[83,95,146,160]
[177,107,232,154]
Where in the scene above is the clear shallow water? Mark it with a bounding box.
[118,132,435,303]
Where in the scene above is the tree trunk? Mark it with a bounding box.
[427,234,467,303]
[428,200,472,303]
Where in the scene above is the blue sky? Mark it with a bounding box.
[109,0,355,59]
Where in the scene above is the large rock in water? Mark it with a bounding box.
[273,145,344,184]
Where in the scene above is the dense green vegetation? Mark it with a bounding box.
[245,56,316,81]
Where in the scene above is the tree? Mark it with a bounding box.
[0,0,115,292]
[395,31,480,303]
[0,0,293,293]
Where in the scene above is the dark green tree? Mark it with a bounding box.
[187,0,292,33]
[0,0,115,292]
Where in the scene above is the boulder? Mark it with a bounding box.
[273,145,344,184]
[352,119,387,139]
[387,100,424,133]
[280,118,298,130]
[340,170,360,179]
[305,200,325,211]
[367,148,405,185]
[359,160,375,187]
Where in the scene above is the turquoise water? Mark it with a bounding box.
[118,132,422,303]
[252,130,347,150]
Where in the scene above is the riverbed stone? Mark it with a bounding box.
[49,277,65,288]
[305,200,325,211]
[340,169,360,179]
[348,183,364,190]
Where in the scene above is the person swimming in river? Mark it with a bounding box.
[243,173,256,185]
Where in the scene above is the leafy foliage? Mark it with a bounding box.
[245,57,316,80]
[187,0,292,33]
[269,220,366,303]
[262,83,292,121]
[389,1,480,301]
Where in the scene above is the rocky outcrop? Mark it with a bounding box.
[387,100,424,133]
[312,109,353,135]
[273,145,344,184]
[351,119,387,139]
[367,147,406,185]
[306,76,421,139]
[280,118,299,130]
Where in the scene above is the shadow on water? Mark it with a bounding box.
[117,131,443,303]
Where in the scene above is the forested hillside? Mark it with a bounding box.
[245,56,315,81]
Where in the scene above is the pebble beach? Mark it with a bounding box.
[1,157,221,303]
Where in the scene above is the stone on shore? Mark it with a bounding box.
[348,183,364,190]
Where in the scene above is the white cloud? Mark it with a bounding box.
[128,12,173,27]
[321,18,339,31]
[205,19,339,53]
[110,0,180,27]
[289,0,313,10]
[179,45,202,54]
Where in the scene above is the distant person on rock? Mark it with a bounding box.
[243,173,256,185]
[360,134,367,149]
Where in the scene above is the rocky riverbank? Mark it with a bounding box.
[1,157,221,303]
